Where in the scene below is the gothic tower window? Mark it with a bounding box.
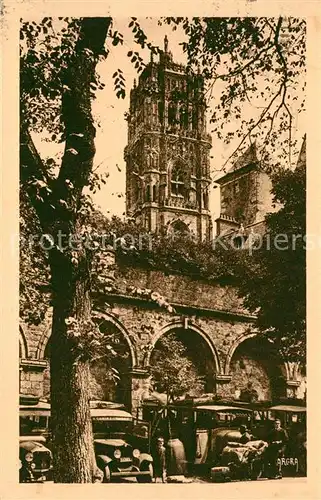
[152,185,157,202]
[171,163,185,197]
[180,106,189,128]
[146,185,151,202]
[168,102,177,125]
[203,189,209,210]
[133,177,139,203]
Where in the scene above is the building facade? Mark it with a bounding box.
[215,142,278,237]
[19,40,306,415]
[124,37,213,241]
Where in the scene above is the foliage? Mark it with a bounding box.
[86,209,236,288]
[149,333,205,402]
[232,159,306,361]
[162,17,306,169]
[20,189,50,325]
[20,17,159,137]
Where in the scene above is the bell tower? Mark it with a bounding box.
[124,37,213,241]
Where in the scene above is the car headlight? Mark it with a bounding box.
[30,463,36,470]
[132,449,140,458]
[25,452,33,463]
[114,449,121,459]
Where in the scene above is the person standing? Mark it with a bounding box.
[153,437,167,483]
[266,419,288,479]
[239,425,252,444]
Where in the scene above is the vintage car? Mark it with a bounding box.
[214,439,268,482]
[192,405,253,470]
[143,399,253,475]
[212,403,307,480]
[19,398,53,482]
[91,405,154,482]
[20,397,153,483]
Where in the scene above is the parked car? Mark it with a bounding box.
[91,406,153,482]
[190,405,253,470]
[19,397,153,483]
[214,403,307,480]
[143,399,253,475]
[19,435,53,483]
[19,397,53,482]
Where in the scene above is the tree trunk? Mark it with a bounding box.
[47,18,110,482]
[22,17,111,482]
[51,353,95,482]
[49,243,96,482]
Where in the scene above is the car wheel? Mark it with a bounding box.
[137,462,153,483]
[103,465,111,483]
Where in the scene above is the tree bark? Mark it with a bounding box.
[50,246,96,482]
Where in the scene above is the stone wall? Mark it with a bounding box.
[19,262,305,412]
[114,265,247,315]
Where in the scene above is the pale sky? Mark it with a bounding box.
[32,17,306,221]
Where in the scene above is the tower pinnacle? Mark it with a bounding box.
[164,35,168,53]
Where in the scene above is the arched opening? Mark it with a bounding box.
[228,336,286,403]
[41,319,135,408]
[149,327,217,402]
[170,220,190,236]
[89,319,133,408]
[152,184,157,202]
[179,106,188,128]
[168,102,177,125]
[146,184,151,202]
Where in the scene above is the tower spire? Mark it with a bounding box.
[164,35,168,53]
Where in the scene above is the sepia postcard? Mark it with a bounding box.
[1,1,321,499]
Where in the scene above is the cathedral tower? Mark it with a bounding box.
[124,37,213,241]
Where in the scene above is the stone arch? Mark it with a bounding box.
[92,311,137,369]
[224,333,288,378]
[224,332,257,376]
[144,319,221,373]
[19,325,28,359]
[225,332,288,401]
[36,312,137,369]
[170,219,190,235]
[36,326,51,360]
[39,313,138,404]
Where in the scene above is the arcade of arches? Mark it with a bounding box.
[19,264,306,414]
